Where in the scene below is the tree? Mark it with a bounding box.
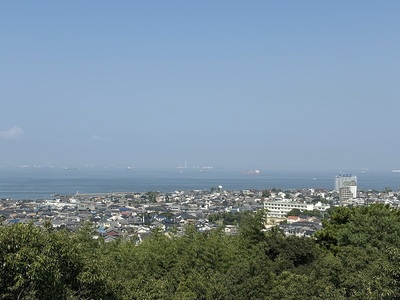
[315,204,400,252]
[0,223,120,300]
[313,204,400,299]
[262,190,271,198]
[239,210,267,245]
[145,191,160,203]
[286,208,301,216]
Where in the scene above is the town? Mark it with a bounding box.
[1,174,399,242]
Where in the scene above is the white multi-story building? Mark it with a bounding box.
[339,187,354,202]
[264,200,314,219]
[335,174,357,199]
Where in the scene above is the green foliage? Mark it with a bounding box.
[145,191,160,203]
[313,204,400,299]
[264,229,317,272]
[238,209,267,245]
[287,208,302,216]
[315,204,400,252]
[261,190,271,198]
[207,211,244,225]
[1,204,400,299]
[0,223,120,300]
[311,196,328,204]
[286,208,327,218]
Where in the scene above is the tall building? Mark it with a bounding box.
[335,174,357,201]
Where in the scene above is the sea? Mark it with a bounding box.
[1,166,400,200]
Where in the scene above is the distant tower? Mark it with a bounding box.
[335,174,357,202]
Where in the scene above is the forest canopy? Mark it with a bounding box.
[0,204,399,300]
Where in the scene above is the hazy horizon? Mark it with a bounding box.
[0,164,393,174]
[1,1,399,170]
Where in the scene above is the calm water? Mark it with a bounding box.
[0,167,399,200]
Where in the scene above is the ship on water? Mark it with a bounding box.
[64,167,77,170]
[240,169,260,174]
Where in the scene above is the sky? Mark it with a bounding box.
[0,1,399,170]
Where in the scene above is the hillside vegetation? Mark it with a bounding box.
[1,204,399,299]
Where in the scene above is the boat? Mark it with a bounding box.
[240,169,260,174]
[392,170,400,173]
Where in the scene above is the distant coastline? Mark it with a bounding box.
[1,167,399,201]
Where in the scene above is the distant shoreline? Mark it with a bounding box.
[1,168,399,201]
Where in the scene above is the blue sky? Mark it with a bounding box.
[1,1,399,170]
